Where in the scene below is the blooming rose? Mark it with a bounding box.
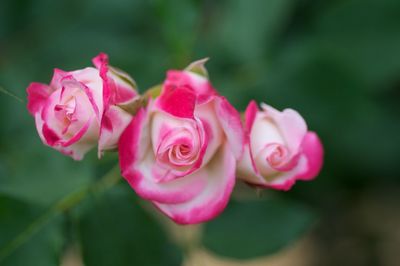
[237,101,323,190]
[119,60,244,224]
[27,53,137,160]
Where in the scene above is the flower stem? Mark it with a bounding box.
[0,86,24,103]
[0,165,121,262]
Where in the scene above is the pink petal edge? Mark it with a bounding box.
[214,96,245,160]
[154,143,236,224]
[27,83,53,115]
[119,106,207,204]
[296,131,324,181]
[156,84,196,119]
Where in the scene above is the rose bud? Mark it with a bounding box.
[237,101,323,191]
[27,53,137,160]
[119,59,244,224]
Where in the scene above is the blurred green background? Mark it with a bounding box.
[1,0,400,265]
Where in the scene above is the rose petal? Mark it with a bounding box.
[154,142,236,224]
[42,123,61,146]
[98,105,132,155]
[165,70,216,104]
[250,115,285,158]
[214,96,245,160]
[296,131,324,181]
[61,117,93,147]
[50,68,68,88]
[93,53,137,106]
[260,103,307,156]
[27,82,53,115]
[119,107,150,172]
[123,152,208,204]
[150,111,199,159]
[156,84,196,119]
[108,66,137,104]
[119,106,207,204]
[236,144,265,184]
[194,100,223,166]
[244,100,258,134]
[61,71,102,121]
[263,155,308,191]
[242,101,259,174]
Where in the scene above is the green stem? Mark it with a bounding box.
[0,86,24,103]
[0,165,121,262]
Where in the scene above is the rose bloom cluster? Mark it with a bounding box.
[27,53,323,224]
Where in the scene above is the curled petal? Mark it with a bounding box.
[263,156,308,191]
[149,111,209,179]
[61,117,93,147]
[60,75,101,121]
[260,103,307,156]
[154,143,236,224]
[194,101,224,166]
[119,106,207,204]
[123,155,208,204]
[238,148,308,191]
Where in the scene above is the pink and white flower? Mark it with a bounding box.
[27,53,137,160]
[237,101,323,191]
[119,59,244,224]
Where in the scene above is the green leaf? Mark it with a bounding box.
[202,198,316,259]
[145,84,163,98]
[117,95,148,116]
[0,195,63,266]
[109,66,138,91]
[77,185,182,266]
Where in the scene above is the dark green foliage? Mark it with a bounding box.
[203,199,315,259]
[0,196,63,266]
[77,186,182,266]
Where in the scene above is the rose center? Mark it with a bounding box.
[54,97,77,134]
[156,126,202,171]
[266,144,289,168]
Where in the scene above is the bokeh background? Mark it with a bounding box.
[1,0,400,265]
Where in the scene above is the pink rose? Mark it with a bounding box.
[119,60,244,224]
[27,53,137,160]
[237,101,323,191]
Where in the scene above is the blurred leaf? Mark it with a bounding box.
[0,137,93,205]
[0,195,63,266]
[202,198,315,259]
[215,0,294,61]
[315,0,400,89]
[77,186,182,266]
[153,0,199,65]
